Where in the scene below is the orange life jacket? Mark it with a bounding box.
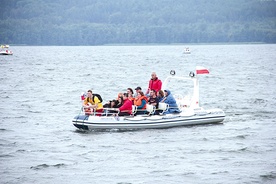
[134,96,148,109]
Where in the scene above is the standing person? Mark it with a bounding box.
[118,93,133,116]
[83,90,104,116]
[145,72,162,95]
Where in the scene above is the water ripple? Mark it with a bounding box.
[30,163,66,170]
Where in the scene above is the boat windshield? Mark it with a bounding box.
[163,77,194,99]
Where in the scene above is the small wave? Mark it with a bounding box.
[238,147,248,151]
[236,135,247,139]
[236,89,244,92]
[43,99,53,103]
[260,171,276,181]
[0,154,14,158]
[81,73,91,77]
[45,68,55,71]
[2,116,13,119]
[28,110,42,113]
[21,103,31,107]
[211,170,229,175]
[14,115,27,119]
[209,146,249,153]
[67,144,86,148]
[30,163,66,170]
[252,98,267,104]
[73,129,89,134]
[248,98,268,105]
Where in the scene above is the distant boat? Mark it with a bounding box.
[1,45,9,48]
[183,47,191,54]
[0,45,13,55]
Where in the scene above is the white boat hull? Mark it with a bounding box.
[72,109,225,130]
[0,50,13,55]
[72,67,225,131]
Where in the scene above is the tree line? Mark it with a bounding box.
[0,0,275,45]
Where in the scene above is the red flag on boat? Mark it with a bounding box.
[196,66,209,74]
[81,92,86,100]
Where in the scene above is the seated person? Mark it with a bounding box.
[157,90,165,102]
[103,100,118,108]
[134,86,142,97]
[118,93,133,116]
[103,93,124,108]
[127,88,135,104]
[115,96,123,108]
[148,89,159,115]
[117,92,123,100]
[103,99,119,116]
[103,94,124,115]
[83,90,104,116]
[161,89,181,114]
[134,91,148,115]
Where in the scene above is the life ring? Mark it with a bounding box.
[170,70,176,76]
[84,107,93,115]
[189,71,195,77]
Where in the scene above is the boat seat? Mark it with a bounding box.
[146,104,156,115]
[131,105,137,115]
[158,102,169,114]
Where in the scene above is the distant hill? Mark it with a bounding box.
[1,0,275,45]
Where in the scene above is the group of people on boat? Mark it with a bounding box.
[82,72,181,116]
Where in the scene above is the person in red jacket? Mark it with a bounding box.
[118,93,133,116]
[145,72,162,95]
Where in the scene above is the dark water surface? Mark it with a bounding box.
[0,45,276,184]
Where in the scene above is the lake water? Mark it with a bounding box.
[0,44,276,184]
